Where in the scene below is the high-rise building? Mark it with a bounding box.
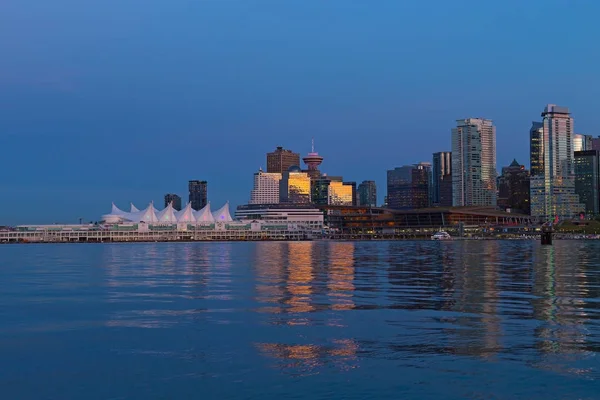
[302,139,324,179]
[452,118,497,206]
[574,150,600,216]
[530,104,583,221]
[311,175,353,206]
[412,163,431,209]
[432,152,452,206]
[574,134,593,152]
[497,159,530,214]
[439,174,453,207]
[530,122,544,177]
[387,166,414,209]
[357,180,377,207]
[250,169,282,204]
[267,147,301,174]
[387,163,431,209]
[188,180,208,211]
[164,193,182,211]
[279,167,311,204]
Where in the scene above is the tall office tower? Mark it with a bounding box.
[302,139,324,179]
[266,146,301,173]
[432,152,452,206]
[574,134,593,152]
[250,169,282,204]
[439,174,453,207]
[574,150,600,216]
[387,163,431,209]
[188,180,208,210]
[357,180,377,207]
[279,167,311,204]
[497,159,530,214]
[412,162,431,208]
[387,166,414,209]
[530,104,583,221]
[530,122,544,177]
[452,118,497,206]
[164,193,182,211]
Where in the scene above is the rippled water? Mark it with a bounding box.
[1,241,599,399]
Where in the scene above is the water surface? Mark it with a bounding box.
[0,241,599,399]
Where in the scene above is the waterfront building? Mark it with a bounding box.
[302,139,324,179]
[574,150,600,216]
[452,118,497,207]
[357,180,377,207]
[188,180,208,211]
[591,136,600,151]
[316,204,531,237]
[235,204,324,230]
[267,146,300,174]
[250,169,282,204]
[497,159,530,214]
[280,167,311,204]
[530,104,583,221]
[432,152,452,206]
[164,194,182,211]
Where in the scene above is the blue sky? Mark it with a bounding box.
[1,0,599,224]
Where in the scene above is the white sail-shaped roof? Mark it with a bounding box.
[157,203,177,223]
[130,203,140,213]
[212,202,233,222]
[111,203,127,216]
[194,202,215,223]
[137,203,158,223]
[175,203,196,223]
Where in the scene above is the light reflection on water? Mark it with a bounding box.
[0,241,599,399]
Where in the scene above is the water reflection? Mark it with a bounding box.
[327,242,355,312]
[94,241,599,382]
[255,338,359,375]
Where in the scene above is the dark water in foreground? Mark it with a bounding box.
[1,241,599,399]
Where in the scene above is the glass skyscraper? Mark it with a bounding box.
[451,118,497,207]
[188,180,208,211]
[574,150,600,216]
[357,180,377,207]
[530,104,583,221]
[432,152,452,206]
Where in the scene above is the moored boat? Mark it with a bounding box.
[431,231,452,240]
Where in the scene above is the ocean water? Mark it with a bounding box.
[0,241,599,400]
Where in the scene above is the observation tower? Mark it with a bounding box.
[302,138,324,179]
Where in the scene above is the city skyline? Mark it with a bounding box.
[1,1,600,224]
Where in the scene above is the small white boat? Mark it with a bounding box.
[431,231,452,240]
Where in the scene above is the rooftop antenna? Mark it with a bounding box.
[311,137,315,153]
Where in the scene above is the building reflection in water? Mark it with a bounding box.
[255,338,358,375]
[253,241,359,373]
[327,242,356,312]
[531,244,591,362]
[441,241,502,358]
[285,242,315,317]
